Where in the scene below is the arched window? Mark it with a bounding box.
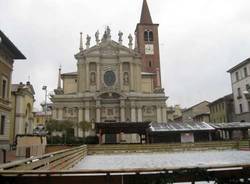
[144,30,153,42]
[149,31,153,41]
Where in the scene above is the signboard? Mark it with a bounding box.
[181,132,194,143]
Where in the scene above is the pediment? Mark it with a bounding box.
[75,40,139,58]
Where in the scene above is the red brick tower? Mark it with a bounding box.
[135,0,161,89]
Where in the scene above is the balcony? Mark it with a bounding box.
[243,90,250,100]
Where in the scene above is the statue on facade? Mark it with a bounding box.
[90,72,96,85]
[118,31,123,44]
[86,34,91,48]
[106,26,111,38]
[95,30,100,45]
[128,34,133,49]
[102,26,111,41]
[123,72,129,85]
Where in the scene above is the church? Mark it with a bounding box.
[51,0,168,143]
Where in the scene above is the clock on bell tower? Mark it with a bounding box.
[135,0,161,89]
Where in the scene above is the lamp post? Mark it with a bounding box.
[42,86,47,124]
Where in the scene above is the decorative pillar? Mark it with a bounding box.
[15,95,24,135]
[162,106,167,123]
[131,102,136,122]
[78,108,84,137]
[96,100,101,122]
[120,63,123,90]
[130,63,134,91]
[86,63,89,91]
[120,100,125,122]
[137,106,142,122]
[156,105,162,123]
[96,63,100,91]
[85,101,90,122]
[58,108,63,120]
[52,108,57,119]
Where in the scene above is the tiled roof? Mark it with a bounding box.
[140,0,153,24]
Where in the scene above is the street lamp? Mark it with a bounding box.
[42,86,47,124]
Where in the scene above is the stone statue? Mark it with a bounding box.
[106,26,111,37]
[128,34,133,49]
[86,34,91,48]
[102,26,111,41]
[95,30,100,44]
[90,72,96,84]
[123,72,129,85]
[118,31,123,44]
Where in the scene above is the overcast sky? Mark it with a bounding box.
[1,0,250,110]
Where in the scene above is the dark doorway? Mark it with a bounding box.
[105,134,117,144]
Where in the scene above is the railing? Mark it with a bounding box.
[87,140,245,154]
[0,140,249,171]
[0,145,87,171]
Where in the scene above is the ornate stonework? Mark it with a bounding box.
[51,3,168,142]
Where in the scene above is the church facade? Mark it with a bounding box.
[51,0,168,140]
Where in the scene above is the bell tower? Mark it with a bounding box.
[135,0,161,89]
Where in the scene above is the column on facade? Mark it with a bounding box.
[52,108,57,120]
[15,95,24,135]
[131,102,136,122]
[120,62,123,91]
[120,100,126,122]
[162,105,167,123]
[137,105,143,122]
[156,105,162,123]
[130,62,134,91]
[85,101,90,122]
[58,108,63,120]
[96,63,100,91]
[86,62,89,91]
[96,100,101,122]
[78,108,84,137]
[83,101,90,137]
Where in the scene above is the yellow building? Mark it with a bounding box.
[209,94,234,123]
[33,111,52,126]
[10,82,35,144]
[0,30,26,150]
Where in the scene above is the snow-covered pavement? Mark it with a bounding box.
[72,150,250,170]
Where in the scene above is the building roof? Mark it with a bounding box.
[140,0,153,24]
[210,122,250,129]
[149,122,215,132]
[33,111,52,116]
[227,58,250,73]
[0,30,26,59]
[182,101,210,112]
[209,94,233,106]
[61,72,77,76]
[11,82,35,95]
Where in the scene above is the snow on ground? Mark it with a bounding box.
[72,150,250,170]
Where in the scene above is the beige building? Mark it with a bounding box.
[51,0,168,141]
[0,30,26,150]
[182,101,210,123]
[10,82,35,144]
